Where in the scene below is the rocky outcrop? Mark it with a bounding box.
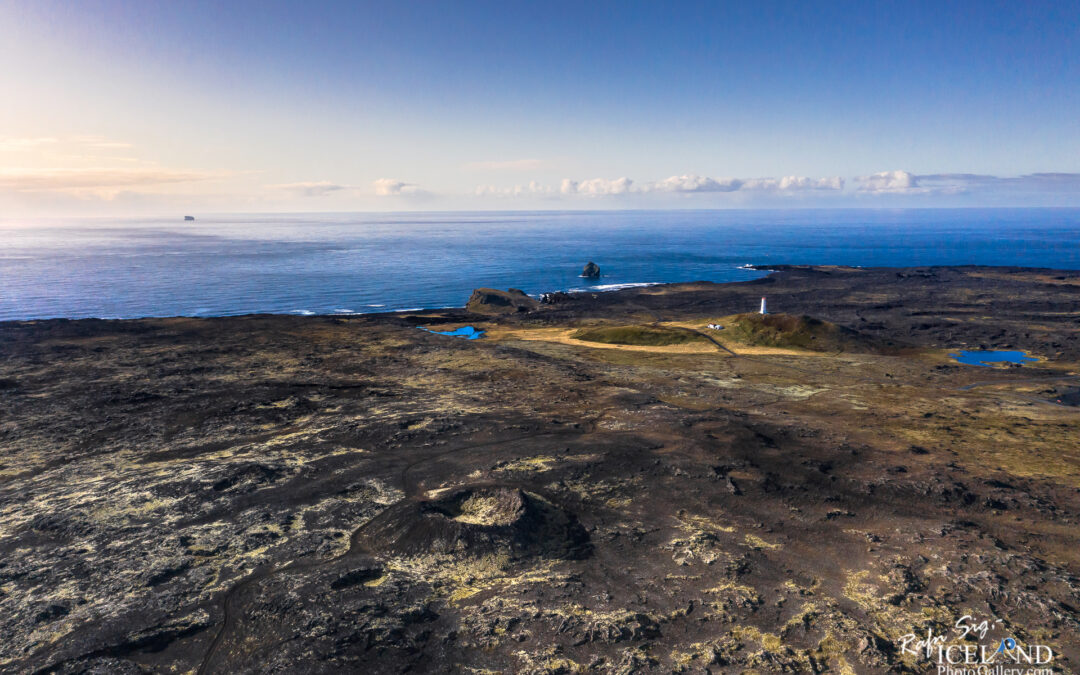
[360,487,590,560]
[581,261,601,278]
[466,288,539,314]
[540,291,572,304]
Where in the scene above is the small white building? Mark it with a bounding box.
[760,297,767,315]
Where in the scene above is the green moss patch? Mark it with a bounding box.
[724,313,897,353]
[571,325,708,347]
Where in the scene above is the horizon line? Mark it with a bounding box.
[7,204,1080,221]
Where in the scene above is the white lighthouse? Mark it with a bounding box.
[759,297,767,315]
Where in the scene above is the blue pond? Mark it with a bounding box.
[950,350,1037,367]
[422,325,485,340]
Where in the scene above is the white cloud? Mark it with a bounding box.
[269,181,350,197]
[473,170,1080,203]
[645,174,844,194]
[854,171,1080,196]
[560,177,634,195]
[463,159,546,171]
[0,167,222,197]
[743,175,845,191]
[647,174,743,193]
[475,181,554,197]
[477,176,635,198]
[855,170,920,193]
[373,178,424,196]
[476,173,844,199]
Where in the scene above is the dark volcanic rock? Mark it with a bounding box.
[540,291,572,305]
[580,261,601,278]
[361,487,590,560]
[466,288,540,314]
[3,265,1080,674]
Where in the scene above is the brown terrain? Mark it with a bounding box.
[1,265,1079,673]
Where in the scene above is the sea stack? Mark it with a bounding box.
[581,261,601,279]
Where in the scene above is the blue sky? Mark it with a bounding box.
[1,0,1078,214]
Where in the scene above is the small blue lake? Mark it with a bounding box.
[950,350,1037,367]
[422,325,485,340]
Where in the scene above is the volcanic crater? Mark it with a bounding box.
[361,486,591,560]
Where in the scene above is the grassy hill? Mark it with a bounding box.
[722,313,898,353]
[571,324,709,347]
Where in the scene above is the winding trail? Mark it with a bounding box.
[198,329,1077,672]
[673,325,737,356]
[671,324,1080,414]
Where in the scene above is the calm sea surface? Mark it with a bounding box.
[2,208,1079,321]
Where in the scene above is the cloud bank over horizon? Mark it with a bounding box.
[3,3,1077,215]
[2,130,1080,213]
[475,174,847,199]
[854,171,1080,197]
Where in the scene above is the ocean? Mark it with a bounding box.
[2,208,1080,321]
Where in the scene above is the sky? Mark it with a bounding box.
[1,0,1079,215]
